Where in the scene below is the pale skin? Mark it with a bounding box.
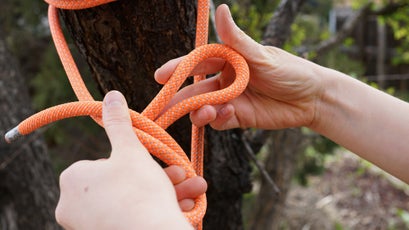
[156,4,409,183]
[57,4,409,229]
[56,90,199,229]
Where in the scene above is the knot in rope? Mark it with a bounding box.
[5,0,250,228]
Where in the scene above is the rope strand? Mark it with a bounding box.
[5,1,249,228]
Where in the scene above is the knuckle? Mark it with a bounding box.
[58,160,89,189]
[103,111,130,127]
[54,203,65,225]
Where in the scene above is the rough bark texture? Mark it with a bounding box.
[203,129,252,229]
[59,1,252,229]
[0,33,60,229]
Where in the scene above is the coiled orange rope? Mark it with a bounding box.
[5,0,249,228]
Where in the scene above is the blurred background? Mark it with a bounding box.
[1,0,409,229]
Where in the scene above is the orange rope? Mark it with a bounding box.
[5,0,249,228]
[192,0,209,180]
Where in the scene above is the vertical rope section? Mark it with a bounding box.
[192,0,209,179]
[5,1,250,229]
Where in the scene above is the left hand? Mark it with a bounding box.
[55,91,202,230]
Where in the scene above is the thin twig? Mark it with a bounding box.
[241,133,280,194]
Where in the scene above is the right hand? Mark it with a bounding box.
[155,4,325,131]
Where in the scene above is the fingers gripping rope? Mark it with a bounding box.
[5,0,250,228]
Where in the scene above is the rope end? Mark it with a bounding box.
[5,127,21,143]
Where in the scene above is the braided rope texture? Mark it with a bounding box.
[192,0,209,179]
[14,0,249,228]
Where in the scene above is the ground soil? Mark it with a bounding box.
[280,152,409,230]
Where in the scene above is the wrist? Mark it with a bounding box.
[305,65,334,131]
[307,66,353,133]
[139,195,194,230]
[307,65,376,142]
[127,198,193,230]
[115,204,193,230]
[156,212,193,230]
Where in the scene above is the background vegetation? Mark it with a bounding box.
[1,0,409,229]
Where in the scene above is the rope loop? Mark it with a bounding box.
[45,0,116,10]
[5,0,250,228]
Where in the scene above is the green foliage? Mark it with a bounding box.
[295,147,324,185]
[334,222,344,230]
[31,45,76,110]
[343,37,355,47]
[279,1,368,186]
[302,0,333,20]
[295,129,338,186]
[354,159,372,176]
[350,1,409,65]
[229,1,274,42]
[283,19,307,53]
[395,90,409,102]
[319,48,366,78]
[396,209,409,229]
[350,0,371,10]
[30,44,77,145]
[382,6,409,65]
[284,1,333,54]
[1,0,48,60]
[242,192,257,229]
[1,0,47,33]
[30,41,103,147]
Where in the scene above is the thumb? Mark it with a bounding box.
[102,91,140,153]
[215,4,262,58]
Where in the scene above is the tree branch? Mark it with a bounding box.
[307,2,409,57]
[262,0,306,47]
[242,132,280,195]
[312,3,371,57]
[371,2,409,16]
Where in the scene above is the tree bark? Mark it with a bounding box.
[0,32,60,229]
[59,1,252,229]
[262,0,306,47]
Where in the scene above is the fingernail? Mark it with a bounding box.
[221,4,232,21]
[154,67,161,77]
[104,91,125,107]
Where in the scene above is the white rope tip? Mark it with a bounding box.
[5,127,21,144]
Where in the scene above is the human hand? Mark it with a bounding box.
[165,165,207,211]
[55,91,205,230]
[155,4,325,130]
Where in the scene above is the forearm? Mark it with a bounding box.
[310,67,409,183]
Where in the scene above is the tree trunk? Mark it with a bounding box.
[248,130,304,230]
[247,1,307,229]
[0,32,60,229]
[59,1,252,229]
